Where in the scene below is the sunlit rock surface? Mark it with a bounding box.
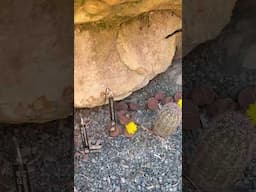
[75,10,181,107]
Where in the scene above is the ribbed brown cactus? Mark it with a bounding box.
[189,111,256,192]
[153,103,182,138]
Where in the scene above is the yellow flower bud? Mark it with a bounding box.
[125,121,138,135]
[177,99,182,109]
[246,103,256,126]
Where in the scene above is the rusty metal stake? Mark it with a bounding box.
[80,116,102,153]
[13,136,31,192]
[105,88,121,137]
[109,95,116,130]
[80,121,89,153]
[105,88,116,122]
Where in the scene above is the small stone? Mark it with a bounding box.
[207,98,238,118]
[108,123,122,137]
[117,111,130,125]
[155,91,166,101]
[147,185,154,190]
[128,102,140,111]
[147,97,159,110]
[116,101,129,111]
[121,178,126,184]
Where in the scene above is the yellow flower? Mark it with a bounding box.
[125,121,138,135]
[246,103,256,126]
[177,99,182,109]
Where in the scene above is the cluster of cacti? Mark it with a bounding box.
[112,90,182,138]
[189,111,256,192]
[153,103,182,138]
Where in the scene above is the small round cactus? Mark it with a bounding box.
[153,103,182,138]
[189,111,256,192]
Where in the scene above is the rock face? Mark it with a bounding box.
[0,0,73,123]
[75,0,182,108]
[183,0,237,55]
[75,10,181,108]
[74,0,181,24]
[75,0,239,108]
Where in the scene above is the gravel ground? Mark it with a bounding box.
[74,60,182,192]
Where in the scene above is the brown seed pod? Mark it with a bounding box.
[116,101,128,111]
[117,110,130,125]
[190,87,216,106]
[153,103,182,138]
[189,111,256,192]
[183,99,201,130]
[147,97,159,110]
[238,86,256,110]
[154,91,166,102]
[207,98,238,118]
[128,102,140,111]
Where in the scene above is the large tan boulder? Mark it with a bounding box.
[75,0,238,57]
[74,1,182,108]
[74,0,181,24]
[0,0,73,123]
[75,0,239,108]
[75,10,181,108]
[183,0,237,55]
